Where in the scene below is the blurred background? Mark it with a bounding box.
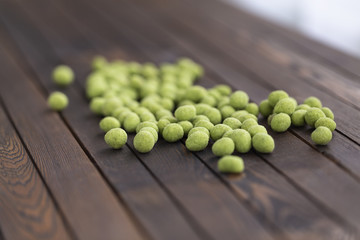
[226,0,360,57]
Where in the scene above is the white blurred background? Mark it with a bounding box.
[226,0,360,58]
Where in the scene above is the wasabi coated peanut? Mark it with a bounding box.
[267,113,276,125]
[315,117,336,132]
[248,125,267,137]
[220,105,236,119]
[204,108,222,125]
[192,115,210,125]
[295,104,311,111]
[238,114,257,123]
[212,137,235,157]
[185,131,209,151]
[305,108,326,127]
[201,95,217,107]
[273,98,296,115]
[175,105,196,121]
[245,103,259,116]
[134,131,155,153]
[321,107,334,120]
[304,96,322,108]
[252,133,275,153]
[90,97,105,115]
[178,121,193,135]
[184,86,207,102]
[291,110,307,127]
[226,129,252,153]
[48,91,68,111]
[99,116,120,132]
[241,118,258,131]
[123,113,141,133]
[210,124,232,141]
[136,121,159,133]
[218,156,244,174]
[188,127,210,137]
[259,99,273,118]
[139,111,156,122]
[213,84,232,96]
[112,106,130,118]
[311,126,332,145]
[223,117,242,129]
[157,118,170,134]
[231,110,248,119]
[117,109,132,124]
[194,120,214,131]
[92,56,107,70]
[268,90,289,107]
[52,65,74,86]
[140,127,158,142]
[162,123,184,142]
[104,128,127,149]
[229,90,249,110]
[270,113,291,132]
[102,97,123,116]
[195,103,211,115]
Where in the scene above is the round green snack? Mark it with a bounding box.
[321,107,334,120]
[315,117,336,132]
[195,103,211,115]
[226,129,251,153]
[90,97,105,115]
[218,156,244,174]
[291,110,307,127]
[238,114,257,123]
[48,91,68,111]
[210,124,232,141]
[185,131,209,151]
[252,133,275,153]
[102,97,123,116]
[248,125,267,137]
[214,84,232,96]
[178,121,193,135]
[175,105,196,121]
[204,108,222,125]
[229,90,249,110]
[162,123,184,142]
[99,116,120,132]
[304,96,322,108]
[192,115,210,125]
[104,128,127,149]
[270,113,291,132]
[184,86,207,102]
[245,103,259,116]
[268,90,289,107]
[220,105,235,119]
[136,121,159,133]
[223,117,242,129]
[241,119,258,131]
[194,120,214,131]
[140,127,158,142]
[305,108,326,127]
[267,113,276,125]
[273,98,296,115]
[157,118,170,134]
[123,113,140,133]
[311,126,332,145]
[295,104,311,111]
[52,65,74,86]
[212,137,235,157]
[134,131,155,153]
[188,127,210,137]
[259,99,273,118]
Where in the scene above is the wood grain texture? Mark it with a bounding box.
[0,105,71,240]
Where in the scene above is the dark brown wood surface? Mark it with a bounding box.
[0,0,359,239]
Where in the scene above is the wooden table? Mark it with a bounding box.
[0,0,359,239]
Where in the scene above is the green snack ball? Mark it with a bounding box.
[229,90,249,110]
[270,113,291,132]
[201,95,217,107]
[291,110,307,127]
[188,127,210,137]
[217,97,230,109]
[259,99,273,118]
[92,56,107,70]
[117,109,132,124]
[139,111,156,122]
[212,137,235,157]
[213,84,232,96]
[204,108,222,125]
[226,129,251,153]
[218,156,244,174]
[136,121,159,133]
[157,118,170,134]
[231,110,248,119]
[175,105,196,121]
[210,124,232,141]
[311,126,332,145]
[192,115,210,125]
[220,105,236,119]
[112,107,129,118]
[104,128,127,149]
[304,96,322,108]
[140,127,158,142]
[123,113,140,133]
[315,117,336,132]
[162,123,184,142]
[194,120,214,131]
[160,98,174,111]
[102,97,123,116]
[184,86,207,102]
[48,91,68,111]
[195,103,212,115]
[245,103,259,116]
[133,131,155,153]
[185,131,209,151]
[305,108,326,127]
[295,104,311,111]
[99,116,120,132]
[178,121,193,135]
[321,107,334,120]
[89,97,105,115]
[156,109,173,120]
[273,98,296,115]
[268,90,289,107]
[160,116,178,123]
[252,133,275,153]
[238,114,257,123]
[248,125,267,137]
[52,65,74,86]
[223,117,242,129]
[241,119,258,131]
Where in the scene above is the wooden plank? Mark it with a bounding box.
[0,36,143,240]
[85,0,360,232]
[0,103,71,240]
[0,2,203,240]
